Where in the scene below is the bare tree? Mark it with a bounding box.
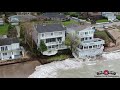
[65,33,80,52]
[21,22,34,50]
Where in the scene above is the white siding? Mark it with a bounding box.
[78,28,95,38]
[39,31,65,39]
[11,43,19,50]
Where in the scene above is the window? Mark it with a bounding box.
[5,46,8,51]
[42,33,44,37]
[59,32,62,35]
[51,33,53,36]
[89,37,92,39]
[84,46,88,49]
[52,45,56,48]
[81,38,84,41]
[85,32,88,35]
[80,45,83,49]
[48,46,51,49]
[51,38,56,42]
[46,38,56,43]
[98,45,99,47]
[37,39,38,43]
[93,45,96,48]
[95,45,97,48]
[57,37,62,42]
[89,31,91,34]
[85,37,87,40]
[3,53,7,56]
[1,47,4,51]
[89,46,92,49]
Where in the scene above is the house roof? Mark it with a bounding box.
[35,24,66,33]
[88,12,102,16]
[0,38,19,46]
[67,23,91,31]
[42,13,66,19]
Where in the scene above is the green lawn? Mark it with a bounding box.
[62,20,79,26]
[0,24,9,35]
[96,19,108,23]
[116,15,120,20]
[48,55,69,61]
[94,31,112,45]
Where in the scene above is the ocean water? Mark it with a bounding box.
[29,51,120,78]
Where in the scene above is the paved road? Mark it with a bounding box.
[93,21,120,28]
[71,17,120,28]
[15,26,20,38]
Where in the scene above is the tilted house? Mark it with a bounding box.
[66,23,105,58]
[32,23,67,56]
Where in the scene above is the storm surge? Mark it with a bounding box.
[29,58,83,78]
[29,50,120,78]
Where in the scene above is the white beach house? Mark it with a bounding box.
[67,23,105,58]
[102,12,116,22]
[0,38,24,60]
[32,23,67,56]
[8,17,19,25]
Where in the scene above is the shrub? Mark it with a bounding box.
[38,40,47,52]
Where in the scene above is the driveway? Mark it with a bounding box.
[15,26,20,38]
[93,21,120,28]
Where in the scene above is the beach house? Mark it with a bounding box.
[67,23,105,58]
[32,23,67,56]
[102,12,116,22]
[0,38,24,60]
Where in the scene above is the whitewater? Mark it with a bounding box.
[29,50,120,78]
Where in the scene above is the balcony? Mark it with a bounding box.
[0,46,24,53]
[45,40,62,46]
[81,38,105,46]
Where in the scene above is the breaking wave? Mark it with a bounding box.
[29,50,120,78]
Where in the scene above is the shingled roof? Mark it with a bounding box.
[35,24,66,33]
[42,13,66,19]
[0,38,19,46]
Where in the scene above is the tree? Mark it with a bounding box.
[65,33,80,52]
[39,40,47,52]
